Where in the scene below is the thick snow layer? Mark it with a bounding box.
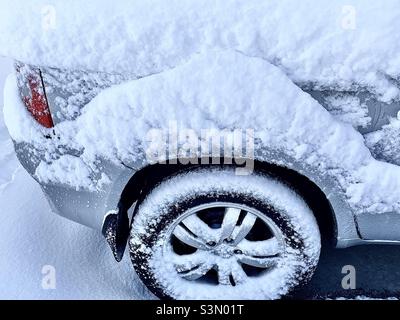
[5,49,400,215]
[1,0,400,100]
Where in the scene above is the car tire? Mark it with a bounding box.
[129,167,321,300]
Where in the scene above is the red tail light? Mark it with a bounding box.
[16,63,54,128]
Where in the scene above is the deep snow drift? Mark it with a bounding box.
[1,0,400,101]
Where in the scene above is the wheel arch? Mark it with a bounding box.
[106,157,359,262]
[102,153,361,261]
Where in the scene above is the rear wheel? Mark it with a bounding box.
[129,167,321,300]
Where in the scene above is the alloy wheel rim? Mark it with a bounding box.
[163,202,285,287]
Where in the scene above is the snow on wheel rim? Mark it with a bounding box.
[165,202,285,287]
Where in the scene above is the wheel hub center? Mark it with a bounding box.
[211,244,234,259]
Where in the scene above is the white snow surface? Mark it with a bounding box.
[4,49,400,215]
[0,60,14,189]
[1,0,400,101]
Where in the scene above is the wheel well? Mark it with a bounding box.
[119,160,337,245]
[255,162,337,245]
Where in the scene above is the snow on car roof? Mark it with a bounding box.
[0,0,400,101]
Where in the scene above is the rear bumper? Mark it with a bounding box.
[13,141,134,230]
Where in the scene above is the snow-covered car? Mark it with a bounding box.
[2,0,400,300]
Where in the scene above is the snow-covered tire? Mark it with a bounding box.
[129,167,321,300]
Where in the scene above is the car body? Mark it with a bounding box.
[7,59,400,250]
[3,0,400,299]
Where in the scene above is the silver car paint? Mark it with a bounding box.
[11,63,400,248]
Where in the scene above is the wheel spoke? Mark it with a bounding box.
[171,250,209,267]
[173,225,207,249]
[217,262,232,285]
[238,255,279,269]
[179,263,214,281]
[173,251,214,280]
[219,207,241,242]
[231,262,247,285]
[181,214,218,242]
[237,237,281,257]
[232,212,257,245]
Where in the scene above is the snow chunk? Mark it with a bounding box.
[35,155,110,191]
[365,118,400,166]
[323,94,370,128]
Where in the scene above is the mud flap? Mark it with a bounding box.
[102,205,130,262]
